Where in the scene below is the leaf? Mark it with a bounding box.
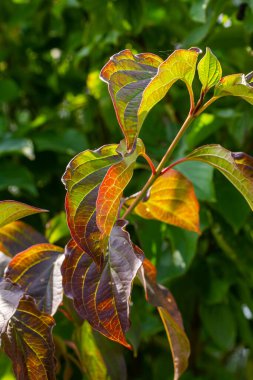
[0,279,23,344]
[0,137,34,160]
[0,163,38,197]
[186,145,253,210]
[0,200,47,229]
[0,221,47,257]
[2,295,56,380]
[214,72,253,105]
[126,169,200,233]
[138,259,190,380]
[5,243,64,315]
[5,243,64,316]
[45,212,70,244]
[0,79,19,103]
[197,47,222,91]
[138,48,202,127]
[62,139,144,266]
[62,220,144,348]
[100,49,163,149]
[190,0,210,23]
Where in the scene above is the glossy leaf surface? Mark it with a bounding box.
[139,259,190,380]
[62,220,144,348]
[186,145,253,210]
[5,243,64,315]
[138,48,201,126]
[2,295,56,380]
[100,49,163,149]
[0,200,47,228]
[63,140,144,266]
[0,221,47,258]
[198,47,222,91]
[126,169,200,233]
[0,279,23,344]
[214,73,253,104]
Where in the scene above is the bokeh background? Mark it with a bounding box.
[1,1,253,379]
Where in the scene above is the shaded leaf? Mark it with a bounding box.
[186,145,253,210]
[0,163,38,197]
[126,169,200,233]
[0,221,47,257]
[63,139,144,266]
[0,279,23,344]
[100,49,163,149]
[5,243,64,315]
[2,295,56,380]
[138,259,190,380]
[62,220,144,348]
[138,48,202,127]
[0,137,34,160]
[0,200,47,229]
[214,73,253,104]
[197,47,222,91]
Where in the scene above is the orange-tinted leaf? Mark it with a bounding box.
[0,279,23,343]
[214,72,253,104]
[0,220,47,258]
[0,200,47,228]
[139,259,190,380]
[63,140,144,266]
[2,295,56,380]
[100,49,163,149]
[126,169,200,233]
[62,220,144,348]
[5,243,64,315]
[138,48,201,127]
[186,145,253,210]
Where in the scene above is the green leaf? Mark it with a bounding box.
[138,48,202,127]
[190,0,210,23]
[139,259,190,380]
[100,49,163,149]
[0,200,47,229]
[5,243,64,315]
[197,47,222,91]
[45,212,70,244]
[0,79,19,103]
[2,295,56,380]
[0,163,38,197]
[186,145,253,210]
[62,220,144,348]
[0,137,34,160]
[63,139,144,266]
[214,72,253,105]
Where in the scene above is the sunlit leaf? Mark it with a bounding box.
[186,145,253,210]
[62,220,144,348]
[214,72,253,104]
[138,259,190,380]
[138,48,202,127]
[126,169,200,233]
[0,221,47,257]
[5,243,64,315]
[0,200,47,229]
[2,295,56,380]
[100,49,163,149]
[197,47,222,91]
[63,140,144,266]
[0,279,23,344]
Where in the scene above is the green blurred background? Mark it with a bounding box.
[0,0,253,379]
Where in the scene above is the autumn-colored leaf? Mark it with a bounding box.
[138,48,202,127]
[5,243,64,315]
[126,169,200,233]
[62,139,144,266]
[62,220,144,348]
[214,72,253,104]
[100,49,163,149]
[0,220,47,258]
[138,259,190,380]
[186,145,253,210]
[0,279,23,344]
[198,47,222,91]
[0,200,47,228]
[2,295,56,380]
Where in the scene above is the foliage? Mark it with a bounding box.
[1,1,253,380]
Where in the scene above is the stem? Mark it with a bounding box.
[122,112,195,219]
[141,152,156,175]
[194,96,218,116]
